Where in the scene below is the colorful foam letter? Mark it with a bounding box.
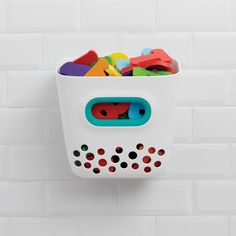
[141,48,152,56]
[105,64,122,76]
[74,50,98,65]
[128,103,145,119]
[110,52,129,67]
[116,59,131,72]
[92,103,130,119]
[59,62,91,76]
[85,58,109,76]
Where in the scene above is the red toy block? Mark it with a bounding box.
[121,49,173,74]
[152,49,172,63]
[73,50,98,65]
[121,65,133,75]
[140,59,169,70]
[167,67,174,73]
[130,49,173,71]
[92,103,130,119]
[131,49,172,66]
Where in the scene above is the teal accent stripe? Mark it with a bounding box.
[85,97,151,127]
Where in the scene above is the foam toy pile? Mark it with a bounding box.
[59,48,175,77]
[92,102,145,120]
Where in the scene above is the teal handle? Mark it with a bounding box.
[85,97,151,127]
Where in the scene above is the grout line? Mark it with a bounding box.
[155,216,159,236]
[155,0,158,32]
[78,0,82,32]
[42,108,46,144]
[42,182,47,217]
[6,144,10,181]
[190,180,195,215]
[116,33,120,51]
[229,0,232,32]
[228,144,233,179]
[116,181,120,210]
[228,215,231,236]
[5,71,9,108]
[191,32,194,69]
[9,216,11,236]
[191,106,194,143]
[81,216,86,236]
[189,180,193,216]
[41,34,45,70]
[228,70,233,106]
[3,0,7,33]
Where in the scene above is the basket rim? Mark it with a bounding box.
[56,57,182,80]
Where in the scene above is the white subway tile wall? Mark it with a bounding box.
[158,216,228,236]
[118,181,190,215]
[9,145,75,180]
[45,181,118,215]
[11,217,80,236]
[0,0,6,33]
[157,0,230,32]
[173,107,192,143]
[0,109,43,143]
[81,0,156,32]
[83,216,155,236]
[0,182,44,216]
[7,0,80,33]
[193,33,236,69]
[0,218,9,236]
[165,144,230,178]
[43,108,64,143]
[0,72,7,107]
[0,146,8,180]
[193,181,236,213]
[0,0,235,235]
[0,34,42,69]
[7,71,58,107]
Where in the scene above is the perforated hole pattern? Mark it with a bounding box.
[73,143,165,175]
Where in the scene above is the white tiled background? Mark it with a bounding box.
[0,0,236,235]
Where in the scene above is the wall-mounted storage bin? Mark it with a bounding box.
[56,59,181,178]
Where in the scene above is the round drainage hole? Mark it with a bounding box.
[115,147,123,154]
[93,168,100,174]
[128,151,137,160]
[148,147,156,154]
[109,166,116,172]
[81,144,88,151]
[120,162,128,169]
[132,163,139,170]
[158,149,165,156]
[97,148,105,155]
[111,155,120,163]
[99,159,107,167]
[74,160,81,167]
[136,143,144,150]
[154,161,161,167]
[143,156,151,164]
[86,152,95,161]
[144,166,151,173]
[73,150,80,157]
[84,162,91,169]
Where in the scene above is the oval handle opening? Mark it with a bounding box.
[85,97,151,126]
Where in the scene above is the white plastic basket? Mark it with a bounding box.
[56,59,181,178]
